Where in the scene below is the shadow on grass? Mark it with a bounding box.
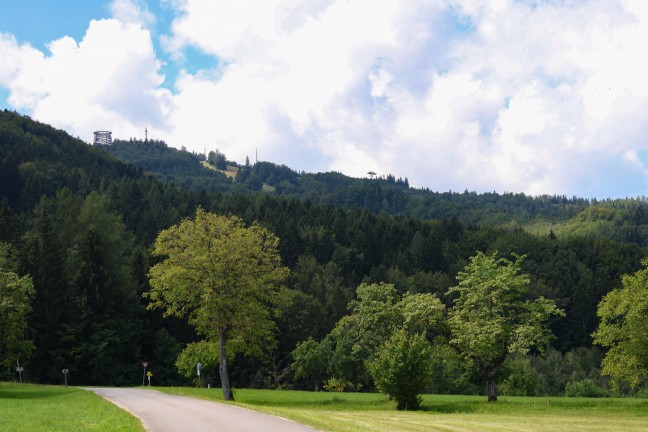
[0,384,75,400]
[420,401,481,414]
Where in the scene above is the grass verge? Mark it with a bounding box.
[156,387,648,432]
[0,382,144,432]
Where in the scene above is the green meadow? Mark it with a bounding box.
[2,383,647,432]
[0,383,143,432]
[158,387,648,432]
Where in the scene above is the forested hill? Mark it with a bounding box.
[104,136,648,244]
[0,110,646,393]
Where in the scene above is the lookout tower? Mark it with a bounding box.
[93,130,112,146]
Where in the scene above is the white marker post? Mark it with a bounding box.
[62,369,69,387]
[197,363,201,388]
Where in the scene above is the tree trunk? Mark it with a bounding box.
[487,374,497,402]
[218,332,234,401]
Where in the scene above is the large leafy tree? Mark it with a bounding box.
[146,208,289,400]
[593,259,648,390]
[448,252,563,402]
[292,337,331,391]
[325,282,445,404]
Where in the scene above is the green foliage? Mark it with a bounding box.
[500,356,538,396]
[175,340,221,384]
[448,252,564,401]
[531,347,605,396]
[0,243,35,371]
[292,337,332,391]
[3,110,648,392]
[107,139,231,192]
[324,283,444,394]
[367,329,433,410]
[564,379,610,398]
[593,259,648,390]
[146,208,289,399]
[323,376,357,392]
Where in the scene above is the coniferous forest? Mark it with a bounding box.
[1,109,647,396]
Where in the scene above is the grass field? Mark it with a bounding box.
[0,382,144,432]
[157,387,648,432]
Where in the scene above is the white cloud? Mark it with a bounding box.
[3,0,648,197]
[1,16,170,143]
[156,0,648,197]
[109,0,156,28]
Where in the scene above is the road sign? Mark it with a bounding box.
[146,371,153,377]
[62,369,69,374]
[142,362,149,368]
[16,367,23,372]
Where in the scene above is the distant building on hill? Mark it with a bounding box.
[93,130,112,146]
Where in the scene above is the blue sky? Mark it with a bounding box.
[2,0,648,199]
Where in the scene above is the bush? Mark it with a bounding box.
[565,379,609,398]
[323,377,357,392]
[367,330,433,410]
[500,356,538,396]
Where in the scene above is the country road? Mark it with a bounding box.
[84,388,320,432]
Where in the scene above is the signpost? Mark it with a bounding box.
[16,365,24,383]
[142,362,149,386]
[62,369,69,387]
[146,371,153,386]
[197,362,201,388]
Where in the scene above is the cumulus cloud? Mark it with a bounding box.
[157,0,648,197]
[0,1,170,143]
[109,0,156,28]
[2,0,648,197]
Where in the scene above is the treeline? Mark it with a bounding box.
[0,110,646,395]
[105,138,648,246]
[104,139,595,224]
[106,139,232,192]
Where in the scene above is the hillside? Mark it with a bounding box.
[0,110,646,394]
[104,135,648,245]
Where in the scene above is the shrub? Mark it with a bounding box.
[367,330,433,410]
[565,379,609,398]
[500,356,538,396]
[323,377,357,392]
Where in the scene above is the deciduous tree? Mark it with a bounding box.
[593,259,648,390]
[448,252,563,402]
[146,208,289,400]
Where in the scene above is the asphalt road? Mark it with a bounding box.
[84,387,320,432]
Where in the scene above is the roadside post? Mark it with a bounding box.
[142,362,149,386]
[16,361,24,383]
[197,362,201,388]
[62,369,69,387]
[147,371,153,386]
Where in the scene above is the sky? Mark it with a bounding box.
[2,0,648,199]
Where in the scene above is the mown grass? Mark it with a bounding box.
[0,382,144,432]
[157,387,648,432]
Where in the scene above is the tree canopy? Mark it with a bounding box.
[448,252,564,402]
[146,208,289,399]
[593,259,648,390]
